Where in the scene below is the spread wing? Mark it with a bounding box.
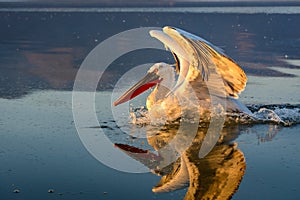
[151,26,247,99]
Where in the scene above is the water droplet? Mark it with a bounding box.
[13,189,20,193]
[48,189,55,193]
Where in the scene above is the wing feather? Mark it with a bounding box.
[163,26,247,98]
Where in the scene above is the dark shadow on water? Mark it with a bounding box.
[1,11,300,99]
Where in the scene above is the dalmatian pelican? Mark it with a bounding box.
[113,26,251,121]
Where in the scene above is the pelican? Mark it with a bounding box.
[114,26,251,121]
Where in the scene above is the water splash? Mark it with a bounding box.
[130,104,300,126]
[129,106,151,125]
[248,104,300,126]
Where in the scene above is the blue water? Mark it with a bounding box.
[0,6,300,200]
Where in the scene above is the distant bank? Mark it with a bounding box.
[1,1,300,8]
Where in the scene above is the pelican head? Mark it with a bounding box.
[113,62,175,107]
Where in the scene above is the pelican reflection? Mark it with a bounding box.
[115,123,246,200]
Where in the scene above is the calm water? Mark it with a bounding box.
[0,6,300,200]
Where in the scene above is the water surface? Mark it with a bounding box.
[0,6,300,200]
